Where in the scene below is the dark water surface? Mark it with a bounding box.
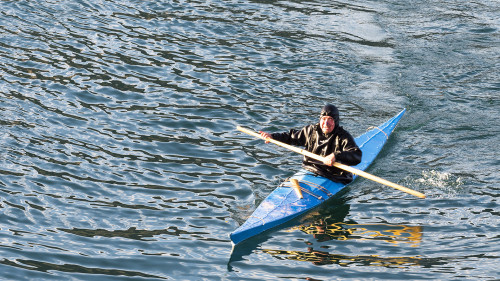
[1,0,498,280]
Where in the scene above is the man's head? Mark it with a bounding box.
[319,104,339,134]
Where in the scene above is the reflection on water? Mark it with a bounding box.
[0,259,166,280]
[296,222,423,247]
[258,201,424,268]
[58,226,209,241]
[262,248,458,268]
[262,248,436,268]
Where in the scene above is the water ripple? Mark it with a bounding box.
[0,0,499,280]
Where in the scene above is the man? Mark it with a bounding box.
[259,104,362,184]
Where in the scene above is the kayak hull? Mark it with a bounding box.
[230,109,406,246]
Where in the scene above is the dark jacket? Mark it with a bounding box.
[271,124,362,183]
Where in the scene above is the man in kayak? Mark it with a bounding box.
[259,104,362,184]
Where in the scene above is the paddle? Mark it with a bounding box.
[237,126,425,199]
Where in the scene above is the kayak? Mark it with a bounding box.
[230,109,406,246]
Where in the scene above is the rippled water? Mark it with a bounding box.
[1,0,499,280]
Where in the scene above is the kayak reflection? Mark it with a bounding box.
[262,216,424,267]
[262,248,426,267]
[293,221,423,246]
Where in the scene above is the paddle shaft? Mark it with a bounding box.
[237,126,425,199]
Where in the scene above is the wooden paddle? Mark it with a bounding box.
[237,126,425,199]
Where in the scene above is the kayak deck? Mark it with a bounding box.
[230,109,406,246]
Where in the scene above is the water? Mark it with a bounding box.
[0,0,498,280]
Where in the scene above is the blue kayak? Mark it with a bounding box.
[230,109,406,246]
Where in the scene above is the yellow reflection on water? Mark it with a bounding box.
[262,222,424,267]
[262,248,424,267]
[292,222,423,247]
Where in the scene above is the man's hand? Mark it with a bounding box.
[322,153,336,166]
[259,131,272,143]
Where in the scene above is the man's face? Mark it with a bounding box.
[320,116,335,134]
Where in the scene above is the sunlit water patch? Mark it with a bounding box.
[410,170,465,197]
